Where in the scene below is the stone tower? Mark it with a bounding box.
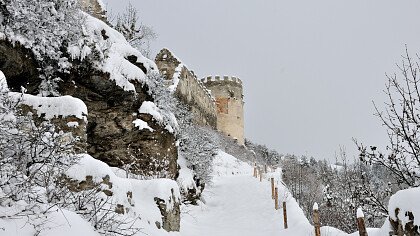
[201,76,245,145]
[154,48,245,146]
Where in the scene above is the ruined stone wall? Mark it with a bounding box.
[155,49,217,128]
[80,0,106,21]
[201,76,244,145]
[155,48,180,83]
[176,69,217,127]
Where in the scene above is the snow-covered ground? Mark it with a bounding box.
[178,151,388,236]
[0,149,396,236]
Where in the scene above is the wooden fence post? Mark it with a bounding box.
[259,170,263,182]
[270,178,275,199]
[357,208,368,236]
[283,201,288,229]
[264,164,267,173]
[253,164,257,178]
[313,202,321,236]
[274,187,279,210]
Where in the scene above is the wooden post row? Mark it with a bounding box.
[283,201,288,229]
[270,178,275,199]
[313,203,321,236]
[274,187,279,210]
[357,208,368,236]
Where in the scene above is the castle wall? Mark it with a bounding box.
[201,76,244,145]
[80,0,106,21]
[155,48,180,83]
[155,49,217,128]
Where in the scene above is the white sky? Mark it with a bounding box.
[104,0,420,161]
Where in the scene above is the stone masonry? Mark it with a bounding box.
[155,49,245,145]
[155,48,217,128]
[202,76,244,145]
[80,0,107,21]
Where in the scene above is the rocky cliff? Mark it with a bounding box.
[0,39,178,179]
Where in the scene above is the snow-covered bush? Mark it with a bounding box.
[0,0,83,61]
[281,149,392,233]
[0,70,145,235]
[146,73,218,185]
[0,73,79,224]
[0,0,91,95]
[1,0,156,96]
[245,138,282,166]
[112,3,157,58]
[388,187,420,235]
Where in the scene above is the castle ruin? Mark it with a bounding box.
[155,49,245,145]
[77,1,245,145]
[80,0,107,21]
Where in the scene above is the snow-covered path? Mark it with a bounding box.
[181,175,285,236]
[178,151,386,236]
[179,150,316,236]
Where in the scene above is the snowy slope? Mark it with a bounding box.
[179,150,388,236]
[82,13,157,92]
[0,147,397,236]
[0,208,100,236]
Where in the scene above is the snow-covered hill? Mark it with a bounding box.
[179,151,392,236]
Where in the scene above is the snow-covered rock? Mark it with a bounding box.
[82,13,157,92]
[133,118,154,132]
[10,93,88,122]
[388,187,420,235]
[66,154,181,232]
[139,101,163,122]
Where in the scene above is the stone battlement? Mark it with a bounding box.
[155,49,217,128]
[174,68,216,103]
[201,76,242,85]
[155,48,245,145]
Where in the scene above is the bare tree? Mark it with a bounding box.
[113,3,157,58]
[356,47,420,188]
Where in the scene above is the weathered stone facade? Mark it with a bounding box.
[202,76,245,145]
[155,49,217,128]
[80,0,107,21]
[0,40,179,181]
[155,49,245,145]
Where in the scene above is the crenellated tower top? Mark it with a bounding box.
[201,75,244,145]
[201,75,243,86]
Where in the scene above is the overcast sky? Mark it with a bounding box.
[104,0,420,161]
